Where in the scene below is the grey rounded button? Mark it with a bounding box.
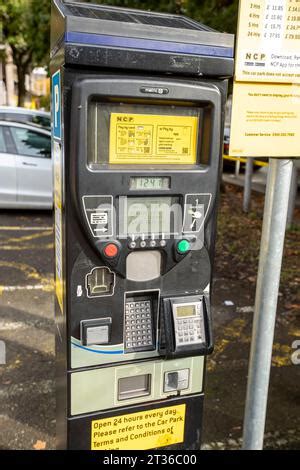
[140,240,146,248]
[160,239,166,247]
[129,241,136,249]
[150,240,156,247]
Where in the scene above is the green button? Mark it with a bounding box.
[177,239,190,254]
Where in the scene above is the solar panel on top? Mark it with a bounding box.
[65,3,211,31]
[67,5,135,22]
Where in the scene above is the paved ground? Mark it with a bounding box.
[0,210,55,450]
[0,202,299,450]
[203,277,300,450]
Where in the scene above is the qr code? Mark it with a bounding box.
[182,147,189,154]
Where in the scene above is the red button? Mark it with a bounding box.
[103,243,119,258]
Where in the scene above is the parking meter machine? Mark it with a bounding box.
[50,0,234,450]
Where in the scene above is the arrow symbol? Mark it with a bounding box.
[190,219,197,229]
[95,227,108,233]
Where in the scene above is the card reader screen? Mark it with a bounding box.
[119,196,181,236]
[176,305,196,317]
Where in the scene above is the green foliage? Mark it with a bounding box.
[1,0,50,65]
[39,93,51,111]
[0,0,238,105]
[1,0,50,105]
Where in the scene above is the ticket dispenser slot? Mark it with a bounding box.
[161,296,213,359]
[118,374,151,401]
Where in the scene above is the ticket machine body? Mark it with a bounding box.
[51,0,234,450]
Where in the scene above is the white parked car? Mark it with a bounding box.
[0,106,51,130]
[0,120,53,209]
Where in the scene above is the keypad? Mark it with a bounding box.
[174,302,204,346]
[124,300,154,351]
[176,317,203,345]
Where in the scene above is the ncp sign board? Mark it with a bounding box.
[230,0,300,158]
[235,0,300,84]
[229,82,300,157]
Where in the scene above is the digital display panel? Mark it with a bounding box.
[129,176,170,190]
[176,305,196,317]
[119,196,181,236]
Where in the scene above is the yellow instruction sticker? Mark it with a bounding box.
[91,404,186,450]
[109,113,198,164]
[230,82,300,157]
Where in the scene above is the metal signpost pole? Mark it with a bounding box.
[242,158,293,450]
[243,157,253,213]
[286,161,298,229]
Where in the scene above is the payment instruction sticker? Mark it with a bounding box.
[109,113,198,164]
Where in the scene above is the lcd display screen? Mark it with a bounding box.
[119,196,181,236]
[176,305,196,317]
[129,176,170,190]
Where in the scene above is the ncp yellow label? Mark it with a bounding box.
[91,404,186,450]
[109,113,198,164]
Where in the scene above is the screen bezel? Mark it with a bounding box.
[87,98,210,169]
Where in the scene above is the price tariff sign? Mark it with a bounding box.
[235,0,300,83]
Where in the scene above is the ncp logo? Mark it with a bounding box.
[245,52,266,61]
[117,116,134,122]
[291,340,300,365]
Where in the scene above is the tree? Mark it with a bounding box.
[1,0,50,106]
[0,0,238,106]
[183,0,239,34]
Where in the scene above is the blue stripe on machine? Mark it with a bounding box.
[65,32,233,58]
[71,342,124,354]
